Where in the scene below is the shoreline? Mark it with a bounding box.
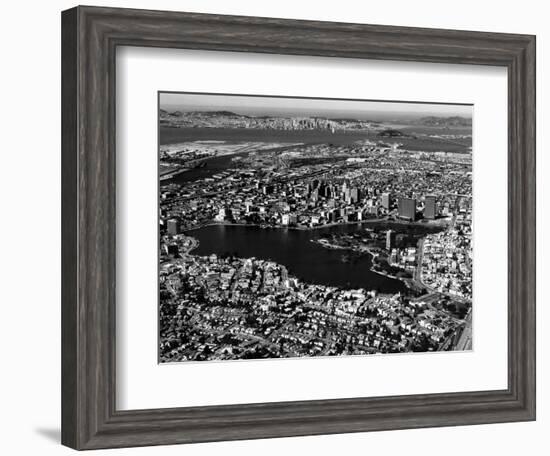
[311,238,413,286]
[178,225,408,293]
[175,217,451,296]
[181,219,435,291]
[183,217,443,234]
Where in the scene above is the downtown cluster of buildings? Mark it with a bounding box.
[161,142,471,237]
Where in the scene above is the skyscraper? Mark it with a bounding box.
[398,197,416,221]
[386,230,396,251]
[424,195,437,219]
[350,187,360,204]
[167,219,180,235]
[381,192,392,210]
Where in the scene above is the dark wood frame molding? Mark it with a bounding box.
[61,5,536,450]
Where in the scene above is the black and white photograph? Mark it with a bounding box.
[1,1,542,453]
[158,92,473,363]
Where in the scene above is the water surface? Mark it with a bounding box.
[189,224,408,293]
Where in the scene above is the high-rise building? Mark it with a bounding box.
[386,230,396,251]
[424,195,437,219]
[398,197,416,221]
[167,219,180,235]
[308,180,319,196]
[342,181,349,195]
[381,192,392,209]
[310,188,319,202]
[350,188,360,204]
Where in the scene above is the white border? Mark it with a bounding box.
[116,47,508,410]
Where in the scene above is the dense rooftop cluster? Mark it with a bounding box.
[421,201,473,300]
[160,248,465,362]
[160,142,471,234]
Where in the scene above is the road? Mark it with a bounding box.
[455,309,473,351]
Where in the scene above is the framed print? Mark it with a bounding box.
[61,6,536,450]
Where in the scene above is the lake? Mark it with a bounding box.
[188,224,408,293]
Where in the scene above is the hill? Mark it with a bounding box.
[419,116,472,127]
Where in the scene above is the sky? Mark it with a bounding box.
[159,92,472,121]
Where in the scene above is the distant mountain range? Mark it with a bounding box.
[159,109,471,131]
[418,116,472,127]
[160,109,245,117]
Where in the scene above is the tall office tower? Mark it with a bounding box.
[381,192,392,209]
[307,181,315,197]
[310,188,319,202]
[167,219,180,235]
[386,230,396,251]
[424,195,437,219]
[343,187,351,203]
[350,188,360,204]
[398,197,417,221]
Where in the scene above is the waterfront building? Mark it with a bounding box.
[167,219,180,235]
[381,192,392,209]
[398,197,416,221]
[281,213,298,226]
[386,230,396,251]
[214,207,227,222]
[281,213,297,226]
[424,195,437,219]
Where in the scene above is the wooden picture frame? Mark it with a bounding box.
[61,5,536,450]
